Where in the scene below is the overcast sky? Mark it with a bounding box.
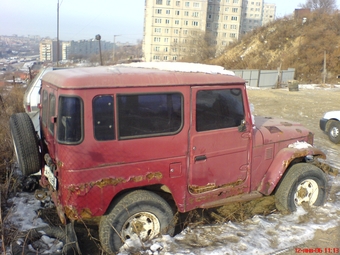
[0,0,339,43]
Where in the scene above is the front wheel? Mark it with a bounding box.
[99,190,175,254]
[328,120,340,144]
[275,163,328,213]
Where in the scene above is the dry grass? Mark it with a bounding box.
[0,84,25,251]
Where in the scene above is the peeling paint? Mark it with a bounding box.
[280,122,292,126]
[265,126,282,133]
[189,179,244,194]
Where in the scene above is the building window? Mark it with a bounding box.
[232,8,238,12]
[154,37,161,42]
[174,29,179,34]
[155,9,162,14]
[184,20,189,25]
[164,47,169,52]
[185,1,190,7]
[231,16,238,21]
[230,33,236,38]
[192,12,199,17]
[155,28,161,33]
[164,38,169,42]
[165,19,170,24]
[208,14,212,19]
[225,7,229,12]
[166,9,171,14]
[192,21,199,26]
[165,28,170,33]
[222,32,227,37]
[156,0,163,4]
[155,18,162,23]
[224,15,228,20]
[184,11,189,16]
[175,20,180,25]
[166,0,171,5]
[230,24,237,29]
[175,10,180,15]
[233,0,238,3]
[154,46,160,51]
[176,1,180,6]
[223,24,227,29]
[193,2,200,7]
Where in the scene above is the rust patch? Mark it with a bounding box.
[189,179,244,194]
[146,172,163,181]
[94,177,126,188]
[130,176,144,182]
[265,126,282,133]
[295,128,302,133]
[64,206,93,220]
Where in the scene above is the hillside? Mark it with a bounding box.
[212,12,340,84]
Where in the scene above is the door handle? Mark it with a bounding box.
[195,155,207,162]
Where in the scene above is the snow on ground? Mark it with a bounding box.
[4,84,340,254]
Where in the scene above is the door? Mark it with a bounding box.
[189,86,251,194]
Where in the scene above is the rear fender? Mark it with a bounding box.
[257,147,325,195]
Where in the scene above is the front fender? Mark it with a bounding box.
[257,147,325,195]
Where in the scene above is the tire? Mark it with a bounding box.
[327,120,340,144]
[275,163,328,213]
[9,112,41,176]
[99,190,175,254]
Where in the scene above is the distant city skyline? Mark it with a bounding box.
[1,0,339,43]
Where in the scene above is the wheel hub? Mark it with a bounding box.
[294,179,319,206]
[330,127,339,138]
[121,212,160,242]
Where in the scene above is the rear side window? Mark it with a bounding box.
[48,94,56,135]
[93,95,115,141]
[118,93,183,139]
[57,96,83,144]
[42,90,48,126]
[196,89,244,132]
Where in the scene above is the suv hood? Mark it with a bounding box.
[253,116,312,146]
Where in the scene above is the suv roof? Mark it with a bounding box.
[42,63,245,89]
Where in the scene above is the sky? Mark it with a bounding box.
[1,0,340,43]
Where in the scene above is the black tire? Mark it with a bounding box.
[327,120,340,144]
[99,190,175,254]
[275,163,328,213]
[10,112,41,176]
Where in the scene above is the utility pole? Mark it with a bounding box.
[113,35,121,64]
[95,34,103,66]
[322,50,327,84]
[57,0,60,66]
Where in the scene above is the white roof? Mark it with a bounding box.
[116,62,235,76]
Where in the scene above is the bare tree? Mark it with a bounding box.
[178,30,216,63]
[299,0,337,13]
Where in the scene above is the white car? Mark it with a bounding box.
[319,111,340,144]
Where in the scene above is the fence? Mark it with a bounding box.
[233,68,296,88]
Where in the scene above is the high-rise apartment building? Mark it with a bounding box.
[143,0,208,62]
[40,39,60,62]
[262,3,276,26]
[143,0,275,62]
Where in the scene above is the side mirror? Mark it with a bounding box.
[238,120,246,132]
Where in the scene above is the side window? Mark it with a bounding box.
[93,95,115,141]
[48,94,56,135]
[196,89,244,132]
[118,93,183,139]
[57,96,83,144]
[42,90,48,126]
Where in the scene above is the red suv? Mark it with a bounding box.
[10,63,333,254]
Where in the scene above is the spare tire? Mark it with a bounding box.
[10,112,41,176]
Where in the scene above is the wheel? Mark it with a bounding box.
[99,190,175,254]
[275,163,328,213]
[327,120,340,144]
[9,112,41,176]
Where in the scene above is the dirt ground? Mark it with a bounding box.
[38,85,340,254]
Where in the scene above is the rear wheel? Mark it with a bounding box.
[275,163,328,213]
[99,190,175,254]
[328,120,340,144]
[10,112,41,176]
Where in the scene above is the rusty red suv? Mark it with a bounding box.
[10,63,333,254]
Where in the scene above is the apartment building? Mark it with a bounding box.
[39,39,60,62]
[262,3,276,26]
[143,0,208,62]
[206,0,243,54]
[240,0,263,35]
